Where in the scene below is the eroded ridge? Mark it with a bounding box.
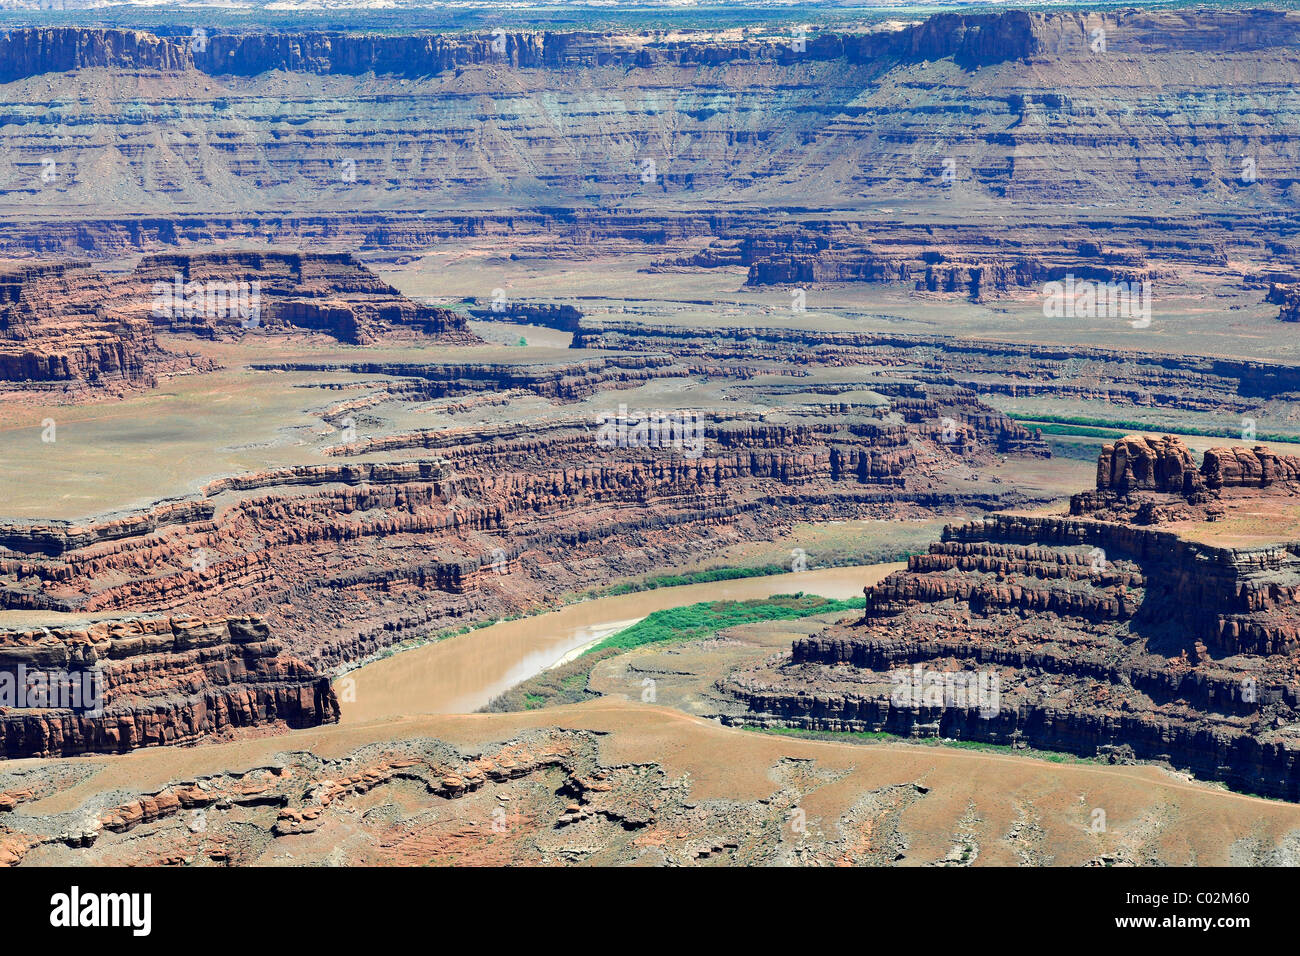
[0,377,1047,669]
[725,435,1300,800]
[0,615,338,759]
[573,321,1300,423]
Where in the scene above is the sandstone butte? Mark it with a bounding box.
[729,436,1300,801]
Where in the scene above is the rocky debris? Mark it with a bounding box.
[0,615,338,758]
[0,732,793,866]
[0,712,1296,864]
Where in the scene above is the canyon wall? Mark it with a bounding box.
[728,436,1300,799]
[0,8,1294,230]
[3,10,1297,78]
[0,614,338,758]
[0,375,1048,670]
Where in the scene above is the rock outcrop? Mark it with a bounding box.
[0,261,204,393]
[0,251,475,392]
[135,251,474,344]
[1072,434,1300,520]
[727,439,1300,800]
[1094,434,1197,495]
[1269,283,1300,323]
[1203,445,1300,490]
[0,615,338,758]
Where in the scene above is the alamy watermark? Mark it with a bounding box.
[1042,275,1152,329]
[890,664,1001,719]
[595,404,705,459]
[1,664,103,716]
[152,274,262,328]
[50,886,150,936]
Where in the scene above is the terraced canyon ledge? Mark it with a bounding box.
[0,1,1293,892]
[729,436,1300,802]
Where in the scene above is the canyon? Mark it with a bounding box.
[0,3,1298,869]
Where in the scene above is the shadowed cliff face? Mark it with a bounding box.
[0,8,1296,218]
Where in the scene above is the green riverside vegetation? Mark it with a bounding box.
[740,724,1100,765]
[583,593,866,655]
[483,594,864,712]
[599,564,788,596]
[1011,413,1300,445]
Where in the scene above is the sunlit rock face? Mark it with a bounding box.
[0,9,1296,237]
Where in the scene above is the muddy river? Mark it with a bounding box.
[338,563,899,722]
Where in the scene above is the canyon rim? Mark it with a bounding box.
[0,0,1291,936]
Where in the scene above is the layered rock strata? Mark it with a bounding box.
[574,320,1300,421]
[0,261,205,393]
[1072,434,1300,522]
[0,380,1047,669]
[726,437,1300,799]
[135,251,473,344]
[0,9,1297,212]
[0,615,338,759]
[0,252,474,391]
